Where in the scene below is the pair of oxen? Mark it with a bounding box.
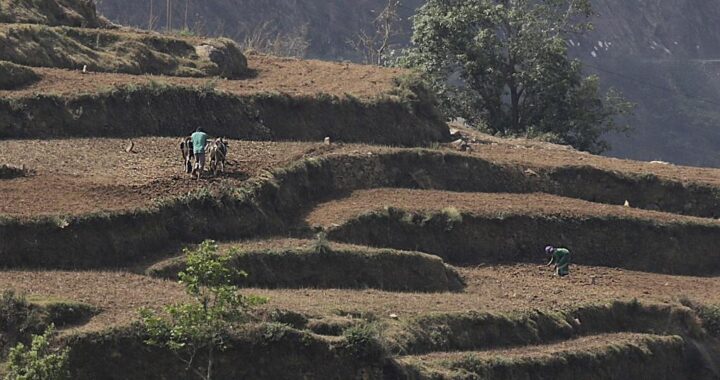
[179,137,228,177]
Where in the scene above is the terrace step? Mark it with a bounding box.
[147,238,464,293]
[387,333,689,380]
[316,189,720,275]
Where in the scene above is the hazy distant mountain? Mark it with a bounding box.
[96,0,720,167]
[571,1,720,166]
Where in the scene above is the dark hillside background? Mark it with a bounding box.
[96,0,720,167]
[94,0,424,60]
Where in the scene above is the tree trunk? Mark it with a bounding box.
[206,345,214,380]
[510,84,520,132]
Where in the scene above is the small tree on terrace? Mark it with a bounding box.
[140,240,266,380]
[400,0,633,153]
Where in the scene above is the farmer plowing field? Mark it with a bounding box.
[181,129,229,179]
[190,128,209,179]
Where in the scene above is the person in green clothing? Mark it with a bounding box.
[545,245,570,276]
[190,127,209,179]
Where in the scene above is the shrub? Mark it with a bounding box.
[698,305,720,337]
[268,309,308,329]
[6,325,70,380]
[312,232,331,255]
[0,61,40,90]
[0,290,45,356]
[343,323,385,361]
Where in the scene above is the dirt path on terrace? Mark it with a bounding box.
[0,53,404,99]
[2,264,718,333]
[446,126,720,186]
[0,139,356,217]
[305,189,720,227]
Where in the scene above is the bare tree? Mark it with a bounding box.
[348,0,401,65]
[184,0,190,30]
[166,0,172,31]
[148,0,159,30]
[239,21,310,58]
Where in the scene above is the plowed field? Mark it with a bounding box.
[0,53,404,99]
[0,139,359,217]
[305,189,719,227]
[3,263,719,333]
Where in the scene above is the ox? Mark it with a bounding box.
[179,137,194,174]
[206,137,229,176]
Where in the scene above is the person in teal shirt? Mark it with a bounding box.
[190,127,209,178]
[545,245,570,276]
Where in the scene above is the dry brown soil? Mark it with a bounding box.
[0,53,404,99]
[305,189,720,227]
[0,139,368,217]
[3,263,719,333]
[5,139,720,218]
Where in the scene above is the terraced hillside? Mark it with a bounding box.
[3,128,720,378]
[2,1,720,379]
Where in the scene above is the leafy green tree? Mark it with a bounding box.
[399,0,633,153]
[140,240,266,380]
[6,325,70,380]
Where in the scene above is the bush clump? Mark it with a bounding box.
[0,290,46,357]
[342,323,385,361]
[5,325,70,380]
[0,61,40,90]
[698,305,720,337]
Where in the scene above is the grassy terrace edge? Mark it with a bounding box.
[382,300,704,355]
[35,301,720,379]
[147,243,464,292]
[391,334,686,380]
[0,77,449,145]
[2,150,720,269]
